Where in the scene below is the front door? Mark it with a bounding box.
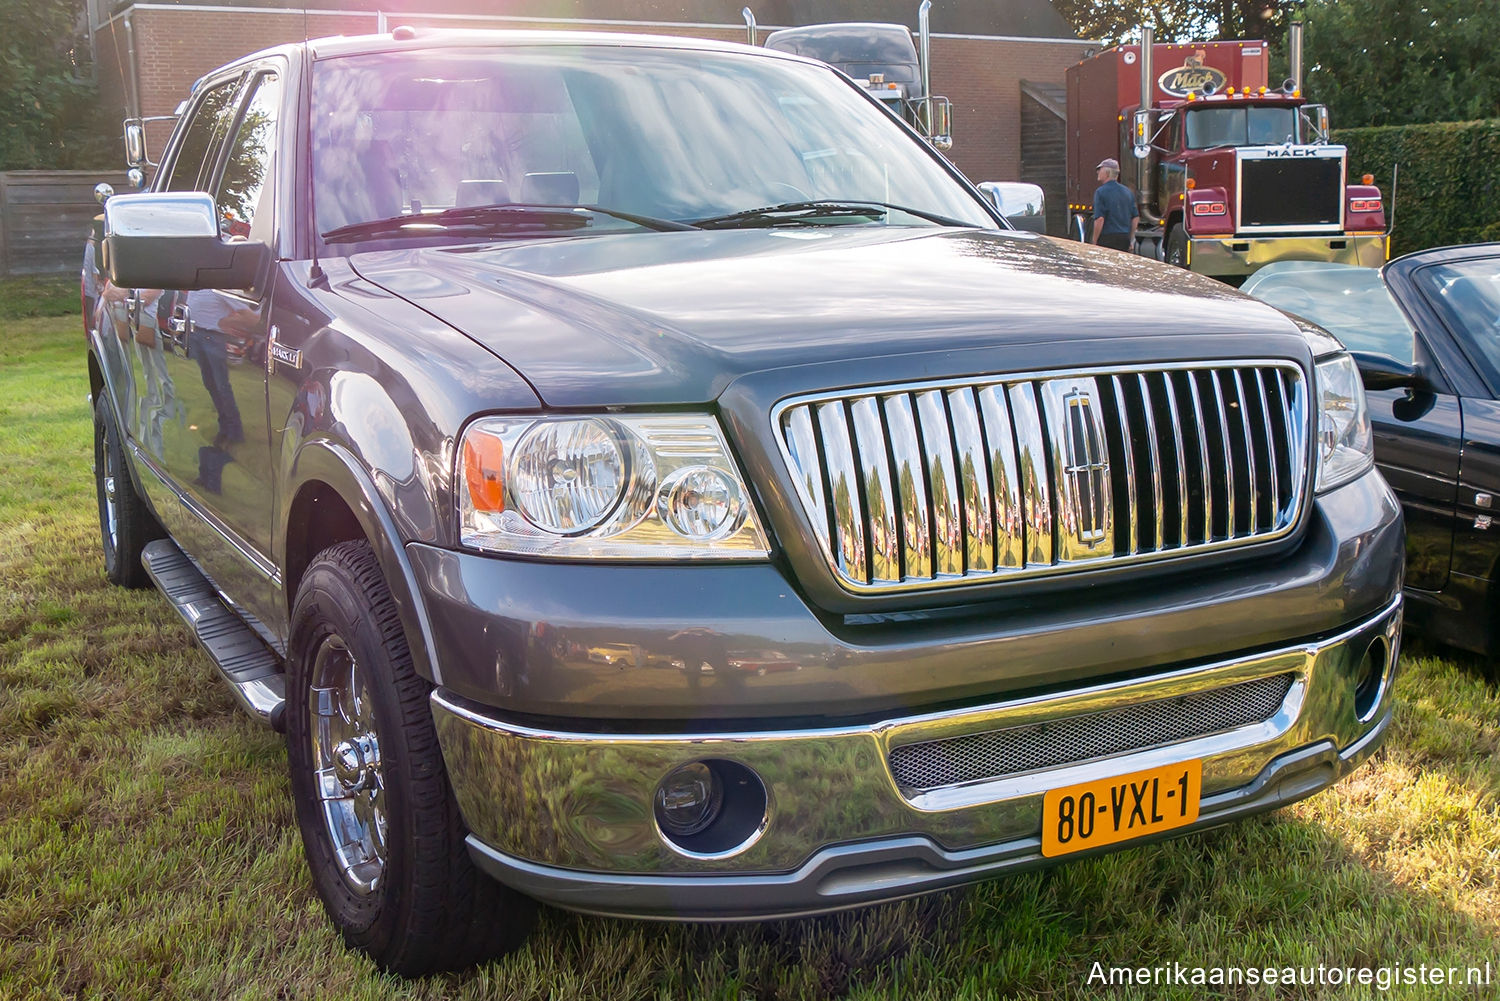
[142,67,287,636]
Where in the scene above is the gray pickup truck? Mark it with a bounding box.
[86,28,1404,975]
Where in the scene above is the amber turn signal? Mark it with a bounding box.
[464,431,506,513]
[1361,173,1375,185]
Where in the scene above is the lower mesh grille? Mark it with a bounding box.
[888,673,1296,791]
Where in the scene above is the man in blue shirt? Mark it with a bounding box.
[1091,158,1139,253]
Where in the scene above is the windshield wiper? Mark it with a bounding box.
[691,199,968,229]
[321,202,695,243]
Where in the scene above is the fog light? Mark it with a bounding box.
[655,761,723,836]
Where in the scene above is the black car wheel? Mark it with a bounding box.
[286,540,535,975]
[93,393,161,588]
[1166,224,1188,268]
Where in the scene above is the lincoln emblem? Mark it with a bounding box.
[1059,386,1112,552]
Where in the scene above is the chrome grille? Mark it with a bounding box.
[775,362,1308,593]
[888,672,1296,791]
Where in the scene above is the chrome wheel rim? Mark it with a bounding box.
[309,636,388,895]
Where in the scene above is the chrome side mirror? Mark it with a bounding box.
[1299,103,1331,144]
[93,182,114,206]
[104,192,269,291]
[127,168,146,190]
[921,97,953,151]
[979,181,1045,232]
[124,121,149,167]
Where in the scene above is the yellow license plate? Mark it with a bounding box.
[1041,760,1202,858]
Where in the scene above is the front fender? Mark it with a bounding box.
[279,439,447,684]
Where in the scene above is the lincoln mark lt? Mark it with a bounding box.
[85,28,1404,973]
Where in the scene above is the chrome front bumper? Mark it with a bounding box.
[1189,233,1386,277]
[431,597,1401,920]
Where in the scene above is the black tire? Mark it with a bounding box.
[1166,223,1188,268]
[286,540,536,975]
[93,393,162,588]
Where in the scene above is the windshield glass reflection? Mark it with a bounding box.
[311,46,996,239]
[1243,262,1415,364]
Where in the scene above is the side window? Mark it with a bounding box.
[215,72,282,242]
[162,79,243,193]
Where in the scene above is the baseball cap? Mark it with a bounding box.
[1097,158,1120,171]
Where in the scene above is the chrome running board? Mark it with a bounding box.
[142,539,287,731]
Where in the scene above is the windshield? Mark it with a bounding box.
[1185,106,1299,149]
[1418,257,1500,381]
[1242,262,1415,365]
[310,46,994,240]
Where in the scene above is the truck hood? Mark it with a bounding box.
[348,227,1303,407]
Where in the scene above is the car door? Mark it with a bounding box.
[124,74,244,544]
[162,66,287,637]
[1390,246,1500,637]
[1362,335,1464,593]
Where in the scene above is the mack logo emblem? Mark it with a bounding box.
[1264,146,1320,157]
[1157,52,1228,98]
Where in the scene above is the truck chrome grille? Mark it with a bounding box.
[775,363,1308,593]
[888,672,1297,791]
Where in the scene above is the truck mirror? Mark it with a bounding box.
[922,97,953,151]
[1299,104,1331,144]
[124,122,149,168]
[127,168,146,190]
[1132,144,1152,160]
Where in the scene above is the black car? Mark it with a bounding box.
[1245,246,1500,656]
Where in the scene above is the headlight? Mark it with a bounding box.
[1314,353,1374,492]
[458,414,770,559]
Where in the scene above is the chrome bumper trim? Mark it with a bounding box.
[433,597,1401,879]
[466,730,1383,921]
[1189,233,1386,277]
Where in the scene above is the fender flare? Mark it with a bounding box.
[281,438,446,685]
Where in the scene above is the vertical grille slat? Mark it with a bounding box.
[1162,373,1190,548]
[947,387,994,576]
[1110,376,1138,556]
[883,394,932,581]
[1227,370,1253,535]
[778,362,1308,594]
[1254,369,1279,529]
[814,400,868,584]
[782,406,832,553]
[976,386,1024,571]
[1007,383,1054,567]
[915,390,963,579]
[1137,372,1166,552]
[1210,372,1234,539]
[850,397,900,583]
[1187,372,1213,543]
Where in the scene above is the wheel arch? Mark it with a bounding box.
[281,440,444,685]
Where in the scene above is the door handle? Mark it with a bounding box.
[169,305,191,336]
[124,290,142,328]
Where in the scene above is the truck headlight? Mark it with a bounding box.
[458,414,770,559]
[1314,353,1374,492]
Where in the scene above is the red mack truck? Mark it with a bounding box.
[1065,23,1388,281]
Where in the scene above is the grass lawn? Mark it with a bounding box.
[2,287,1499,999]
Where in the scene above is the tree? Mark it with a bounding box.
[1305,0,1500,127]
[0,0,116,169]
[1050,0,1291,46]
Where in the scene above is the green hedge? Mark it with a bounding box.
[1335,118,1500,258]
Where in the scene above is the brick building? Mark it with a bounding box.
[86,0,1095,234]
